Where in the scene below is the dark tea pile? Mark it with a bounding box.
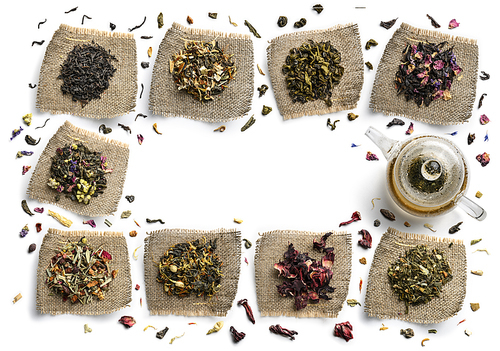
[58,42,117,106]
[282,40,344,106]
[45,237,118,304]
[274,233,336,310]
[170,40,236,101]
[387,245,453,313]
[156,237,223,298]
[48,143,112,205]
[395,41,463,107]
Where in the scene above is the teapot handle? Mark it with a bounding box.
[458,196,487,221]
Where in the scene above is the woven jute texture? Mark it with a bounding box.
[255,230,351,318]
[26,120,129,217]
[370,23,478,125]
[36,228,132,315]
[144,228,241,316]
[149,22,254,123]
[364,227,466,324]
[267,23,364,120]
[36,24,137,119]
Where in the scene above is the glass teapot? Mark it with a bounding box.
[365,126,486,220]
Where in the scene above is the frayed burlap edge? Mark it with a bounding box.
[36,24,137,119]
[267,23,364,120]
[255,229,351,318]
[364,227,466,324]
[369,22,478,125]
[144,228,241,316]
[26,120,129,217]
[36,228,132,315]
[148,22,254,123]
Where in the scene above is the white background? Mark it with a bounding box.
[1,1,497,350]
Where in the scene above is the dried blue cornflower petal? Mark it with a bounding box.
[351,143,360,147]
[10,126,23,140]
[446,131,458,136]
[484,131,489,142]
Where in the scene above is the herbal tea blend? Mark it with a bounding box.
[45,236,118,304]
[365,228,466,324]
[156,237,223,298]
[47,143,112,205]
[387,245,453,313]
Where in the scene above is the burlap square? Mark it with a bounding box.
[36,24,137,119]
[149,22,253,123]
[27,120,129,217]
[370,23,478,125]
[36,228,132,315]
[267,23,364,120]
[255,230,351,318]
[144,228,241,316]
[364,227,466,324]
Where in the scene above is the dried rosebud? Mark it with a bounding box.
[28,243,36,253]
[479,114,490,125]
[118,316,136,328]
[357,229,372,249]
[135,284,140,290]
[448,19,460,29]
[476,152,490,167]
[366,151,379,161]
[334,321,354,342]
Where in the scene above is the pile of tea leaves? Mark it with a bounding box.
[45,237,118,304]
[274,233,336,310]
[156,237,223,298]
[395,41,463,107]
[170,40,236,101]
[387,245,453,313]
[47,143,112,205]
[58,42,118,106]
[282,40,344,106]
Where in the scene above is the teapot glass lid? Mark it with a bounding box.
[393,135,468,208]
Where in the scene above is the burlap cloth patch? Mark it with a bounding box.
[267,23,364,120]
[27,120,129,217]
[364,227,466,324]
[255,230,351,318]
[144,228,241,316]
[36,24,137,119]
[36,228,132,315]
[369,23,478,125]
[149,22,253,123]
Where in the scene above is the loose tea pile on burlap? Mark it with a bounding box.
[144,228,241,316]
[364,228,466,324]
[370,23,478,125]
[149,22,254,123]
[36,229,131,315]
[27,120,129,217]
[267,23,364,120]
[36,24,137,119]
[255,230,351,318]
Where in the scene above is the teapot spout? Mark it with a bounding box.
[365,126,398,160]
[458,196,487,221]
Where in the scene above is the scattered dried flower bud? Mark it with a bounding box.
[28,243,36,253]
[475,191,483,198]
[448,19,460,29]
[347,112,359,121]
[359,257,367,265]
[129,230,137,237]
[470,303,480,312]
[366,151,379,161]
[84,324,92,333]
[135,284,140,290]
[118,316,136,328]
[373,219,381,227]
[476,152,490,167]
[479,114,490,125]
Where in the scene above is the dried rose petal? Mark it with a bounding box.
[135,284,140,290]
[448,19,460,29]
[137,134,144,145]
[101,250,112,260]
[476,152,490,167]
[83,219,96,228]
[406,122,414,135]
[22,165,31,175]
[357,229,372,249]
[118,316,136,328]
[36,223,42,233]
[366,151,379,161]
[480,114,490,125]
[34,207,44,213]
[334,321,354,342]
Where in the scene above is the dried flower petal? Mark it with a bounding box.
[36,223,42,232]
[137,134,144,145]
[479,114,490,125]
[366,151,379,161]
[405,122,414,135]
[339,211,361,226]
[476,152,490,167]
[470,302,480,312]
[83,219,96,228]
[357,229,372,249]
[334,321,354,342]
[471,270,483,276]
[118,316,136,328]
[22,165,31,175]
[448,19,460,29]
[207,321,224,335]
[10,126,23,141]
